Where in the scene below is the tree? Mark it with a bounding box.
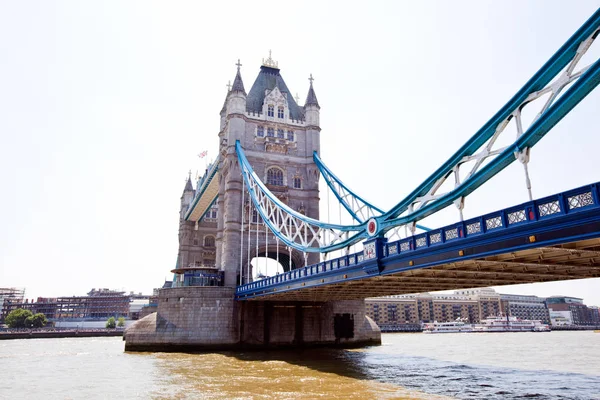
[27,313,47,328]
[105,317,116,329]
[5,309,33,328]
[117,317,125,327]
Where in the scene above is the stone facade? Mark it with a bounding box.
[217,62,322,285]
[125,288,380,351]
[125,58,382,352]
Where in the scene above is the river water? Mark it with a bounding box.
[1,331,599,399]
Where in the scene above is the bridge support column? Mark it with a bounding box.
[124,288,381,352]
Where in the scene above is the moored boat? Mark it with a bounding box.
[472,315,550,332]
[422,319,473,333]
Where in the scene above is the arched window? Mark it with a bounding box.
[268,105,274,117]
[267,167,284,186]
[277,106,284,118]
[267,127,274,137]
[257,126,264,137]
[277,129,284,138]
[287,130,294,141]
[204,236,215,247]
[293,177,302,189]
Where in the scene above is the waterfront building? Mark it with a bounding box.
[546,296,597,326]
[1,288,149,327]
[0,288,25,323]
[499,293,550,324]
[366,288,502,327]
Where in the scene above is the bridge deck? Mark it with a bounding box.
[248,239,600,301]
[236,182,600,302]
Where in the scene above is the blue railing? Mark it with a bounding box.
[236,182,600,295]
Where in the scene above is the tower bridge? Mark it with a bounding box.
[125,9,600,352]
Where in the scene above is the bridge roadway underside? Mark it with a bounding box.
[245,238,600,302]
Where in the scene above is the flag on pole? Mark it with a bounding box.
[198,151,208,158]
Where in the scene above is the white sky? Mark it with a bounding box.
[1,1,600,304]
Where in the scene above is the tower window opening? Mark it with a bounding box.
[287,130,294,141]
[267,167,284,186]
[204,236,215,247]
[257,126,264,137]
[277,129,284,138]
[293,177,302,189]
[268,105,274,117]
[278,107,284,119]
[267,128,274,137]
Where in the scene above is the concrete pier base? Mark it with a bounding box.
[124,287,381,352]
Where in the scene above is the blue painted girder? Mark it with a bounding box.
[236,182,600,300]
[380,9,600,229]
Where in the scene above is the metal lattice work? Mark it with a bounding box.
[236,141,367,253]
[314,152,430,241]
[445,228,459,241]
[568,192,594,209]
[486,216,503,230]
[539,200,561,217]
[508,210,527,224]
[379,15,600,234]
[231,12,600,255]
[313,151,383,223]
[467,221,482,235]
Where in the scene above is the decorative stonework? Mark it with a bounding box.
[266,143,287,154]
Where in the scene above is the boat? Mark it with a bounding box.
[472,315,550,332]
[422,319,473,333]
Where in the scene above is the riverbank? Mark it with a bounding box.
[0,329,123,340]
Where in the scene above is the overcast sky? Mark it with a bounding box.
[1,1,600,304]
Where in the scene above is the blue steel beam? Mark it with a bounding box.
[236,182,600,300]
[380,55,600,231]
[236,10,600,253]
[381,9,600,225]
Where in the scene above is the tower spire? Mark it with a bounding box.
[183,171,194,193]
[305,73,319,108]
[231,59,246,94]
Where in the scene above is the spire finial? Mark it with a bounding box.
[236,59,242,71]
[188,170,192,180]
[309,73,314,86]
[226,80,231,91]
[295,92,300,104]
[261,50,279,69]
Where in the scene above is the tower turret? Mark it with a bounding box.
[226,60,247,117]
[180,172,195,220]
[304,74,321,155]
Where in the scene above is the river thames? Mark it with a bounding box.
[1,331,599,399]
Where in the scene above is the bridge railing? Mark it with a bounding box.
[236,182,600,295]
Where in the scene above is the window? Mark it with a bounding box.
[267,127,274,137]
[287,130,294,141]
[268,105,274,117]
[208,206,217,219]
[257,126,264,137]
[278,106,284,118]
[267,167,284,186]
[293,177,302,189]
[277,129,284,138]
[204,236,215,247]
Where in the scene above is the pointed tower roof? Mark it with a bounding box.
[220,81,231,114]
[246,52,304,120]
[183,172,194,193]
[231,59,246,94]
[305,74,320,108]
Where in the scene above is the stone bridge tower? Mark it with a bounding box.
[124,55,381,352]
[217,55,322,286]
